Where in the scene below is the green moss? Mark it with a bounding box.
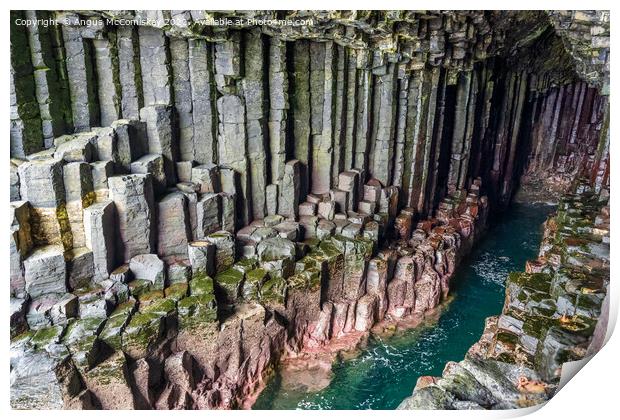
[189,272,214,296]
[575,293,603,318]
[122,311,164,355]
[70,334,100,369]
[247,267,269,284]
[522,314,555,339]
[177,294,218,330]
[164,282,188,301]
[234,258,258,273]
[496,329,519,347]
[99,311,131,350]
[141,297,176,315]
[11,330,34,348]
[128,279,152,297]
[260,276,287,305]
[137,289,164,304]
[215,267,245,301]
[110,299,136,318]
[303,238,321,249]
[286,273,308,290]
[507,272,552,294]
[63,317,105,345]
[318,240,343,260]
[295,255,322,272]
[178,293,216,314]
[31,325,64,348]
[84,353,126,386]
[241,268,269,301]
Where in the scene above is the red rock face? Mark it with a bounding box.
[10,9,609,410]
[146,183,488,410]
[401,185,609,410]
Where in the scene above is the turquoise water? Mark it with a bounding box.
[253,203,554,410]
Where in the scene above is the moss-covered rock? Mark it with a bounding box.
[242,267,268,301]
[177,294,218,333]
[127,279,152,297]
[214,267,245,303]
[121,311,165,359]
[164,282,189,301]
[259,276,287,306]
[189,273,214,296]
[31,325,65,349]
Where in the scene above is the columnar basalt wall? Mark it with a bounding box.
[399,183,610,409]
[9,10,610,410]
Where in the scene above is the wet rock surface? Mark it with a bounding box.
[399,185,610,410]
[9,9,610,410]
[10,164,489,409]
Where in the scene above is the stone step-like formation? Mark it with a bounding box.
[8,9,610,411]
[10,167,489,408]
[9,11,610,213]
[399,185,609,409]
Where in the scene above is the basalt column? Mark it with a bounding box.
[9,10,610,410]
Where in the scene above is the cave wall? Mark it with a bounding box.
[9,9,610,409]
[10,11,610,221]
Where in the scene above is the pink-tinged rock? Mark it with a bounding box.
[413,267,442,313]
[299,201,317,216]
[155,385,192,410]
[457,214,475,237]
[131,358,159,409]
[355,294,378,331]
[378,248,399,279]
[308,302,333,346]
[366,258,388,295]
[82,352,136,409]
[341,251,368,302]
[387,279,407,318]
[363,179,382,204]
[432,243,449,277]
[394,211,413,240]
[404,278,416,310]
[525,258,547,273]
[393,256,416,284]
[164,351,195,392]
[330,301,349,338]
[343,301,357,334]
[376,291,389,321]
